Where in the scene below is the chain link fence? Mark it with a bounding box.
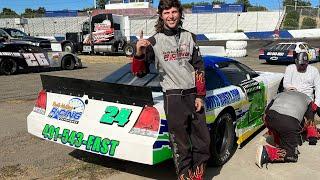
[282,5,320,30]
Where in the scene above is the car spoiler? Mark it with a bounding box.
[40,75,154,106]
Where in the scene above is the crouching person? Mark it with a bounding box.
[256,90,316,168]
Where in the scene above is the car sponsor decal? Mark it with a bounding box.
[22,53,49,67]
[239,79,261,94]
[0,52,21,57]
[153,119,172,164]
[48,98,85,124]
[42,124,119,156]
[99,106,132,127]
[205,89,240,111]
[266,52,284,56]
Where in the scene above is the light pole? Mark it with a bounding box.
[236,13,240,32]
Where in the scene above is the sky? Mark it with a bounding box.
[0,0,319,14]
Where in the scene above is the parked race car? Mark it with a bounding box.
[27,56,283,166]
[0,42,82,75]
[259,42,319,64]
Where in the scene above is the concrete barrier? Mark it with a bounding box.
[199,46,226,57]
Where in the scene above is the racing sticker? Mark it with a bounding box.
[99,106,132,127]
[205,89,241,111]
[0,52,21,57]
[22,53,50,67]
[48,98,85,124]
[153,119,172,164]
[42,124,119,156]
[239,79,261,94]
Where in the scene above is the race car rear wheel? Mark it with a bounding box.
[0,58,17,75]
[209,112,237,166]
[61,56,75,70]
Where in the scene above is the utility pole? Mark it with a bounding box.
[94,0,96,9]
[295,0,297,10]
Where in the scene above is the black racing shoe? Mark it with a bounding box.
[256,145,269,168]
[309,137,318,145]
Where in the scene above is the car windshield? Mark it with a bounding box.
[215,61,258,85]
[4,29,28,38]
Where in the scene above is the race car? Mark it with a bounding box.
[259,42,319,64]
[27,56,283,166]
[0,42,82,75]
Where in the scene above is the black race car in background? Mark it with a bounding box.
[0,42,82,75]
[0,28,51,51]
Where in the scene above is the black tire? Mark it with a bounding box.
[61,56,75,70]
[0,58,18,75]
[62,42,75,53]
[123,44,135,57]
[209,112,237,166]
[266,60,275,64]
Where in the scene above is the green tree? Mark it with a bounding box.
[301,17,316,29]
[97,0,110,9]
[0,8,18,17]
[36,7,46,14]
[212,0,225,5]
[283,0,311,7]
[236,0,252,8]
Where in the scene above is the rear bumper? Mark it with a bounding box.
[27,112,159,165]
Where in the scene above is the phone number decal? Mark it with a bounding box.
[42,124,120,156]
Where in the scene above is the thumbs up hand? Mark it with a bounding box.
[136,30,150,57]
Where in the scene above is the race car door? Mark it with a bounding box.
[236,62,265,124]
[218,62,265,125]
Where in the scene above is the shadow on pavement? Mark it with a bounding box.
[69,150,223,180]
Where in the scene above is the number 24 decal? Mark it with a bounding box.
[22,53,49,67]
[100,106,132,127]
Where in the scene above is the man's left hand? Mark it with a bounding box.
[195,98,204,112]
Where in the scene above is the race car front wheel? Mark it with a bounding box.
[61,56,75,70]
[0,58,17,75]
[209,112,237,166]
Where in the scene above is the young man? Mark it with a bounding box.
[131,0,210,179]
[256,90,318,168]
[283,52,320,110]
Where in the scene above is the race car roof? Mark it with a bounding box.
[203,55,235,68]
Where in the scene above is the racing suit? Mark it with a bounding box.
[132,28,210,178]
[264,91,314,163]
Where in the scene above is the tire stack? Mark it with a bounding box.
[226,41,247,58]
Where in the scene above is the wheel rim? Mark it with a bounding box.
[64,45,72,53]
[125,46,133,56]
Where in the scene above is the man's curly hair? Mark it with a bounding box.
[155,0,184,33]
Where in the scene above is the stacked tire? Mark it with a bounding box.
[226,41,247,58]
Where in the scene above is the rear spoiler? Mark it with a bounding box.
[40,75,154,106]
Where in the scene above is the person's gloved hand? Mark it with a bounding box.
[310,102,320,117]
[317,107,320,117]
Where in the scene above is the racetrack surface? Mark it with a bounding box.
[1,40,320,179]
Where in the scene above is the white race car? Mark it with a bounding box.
[27,56,283,166]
